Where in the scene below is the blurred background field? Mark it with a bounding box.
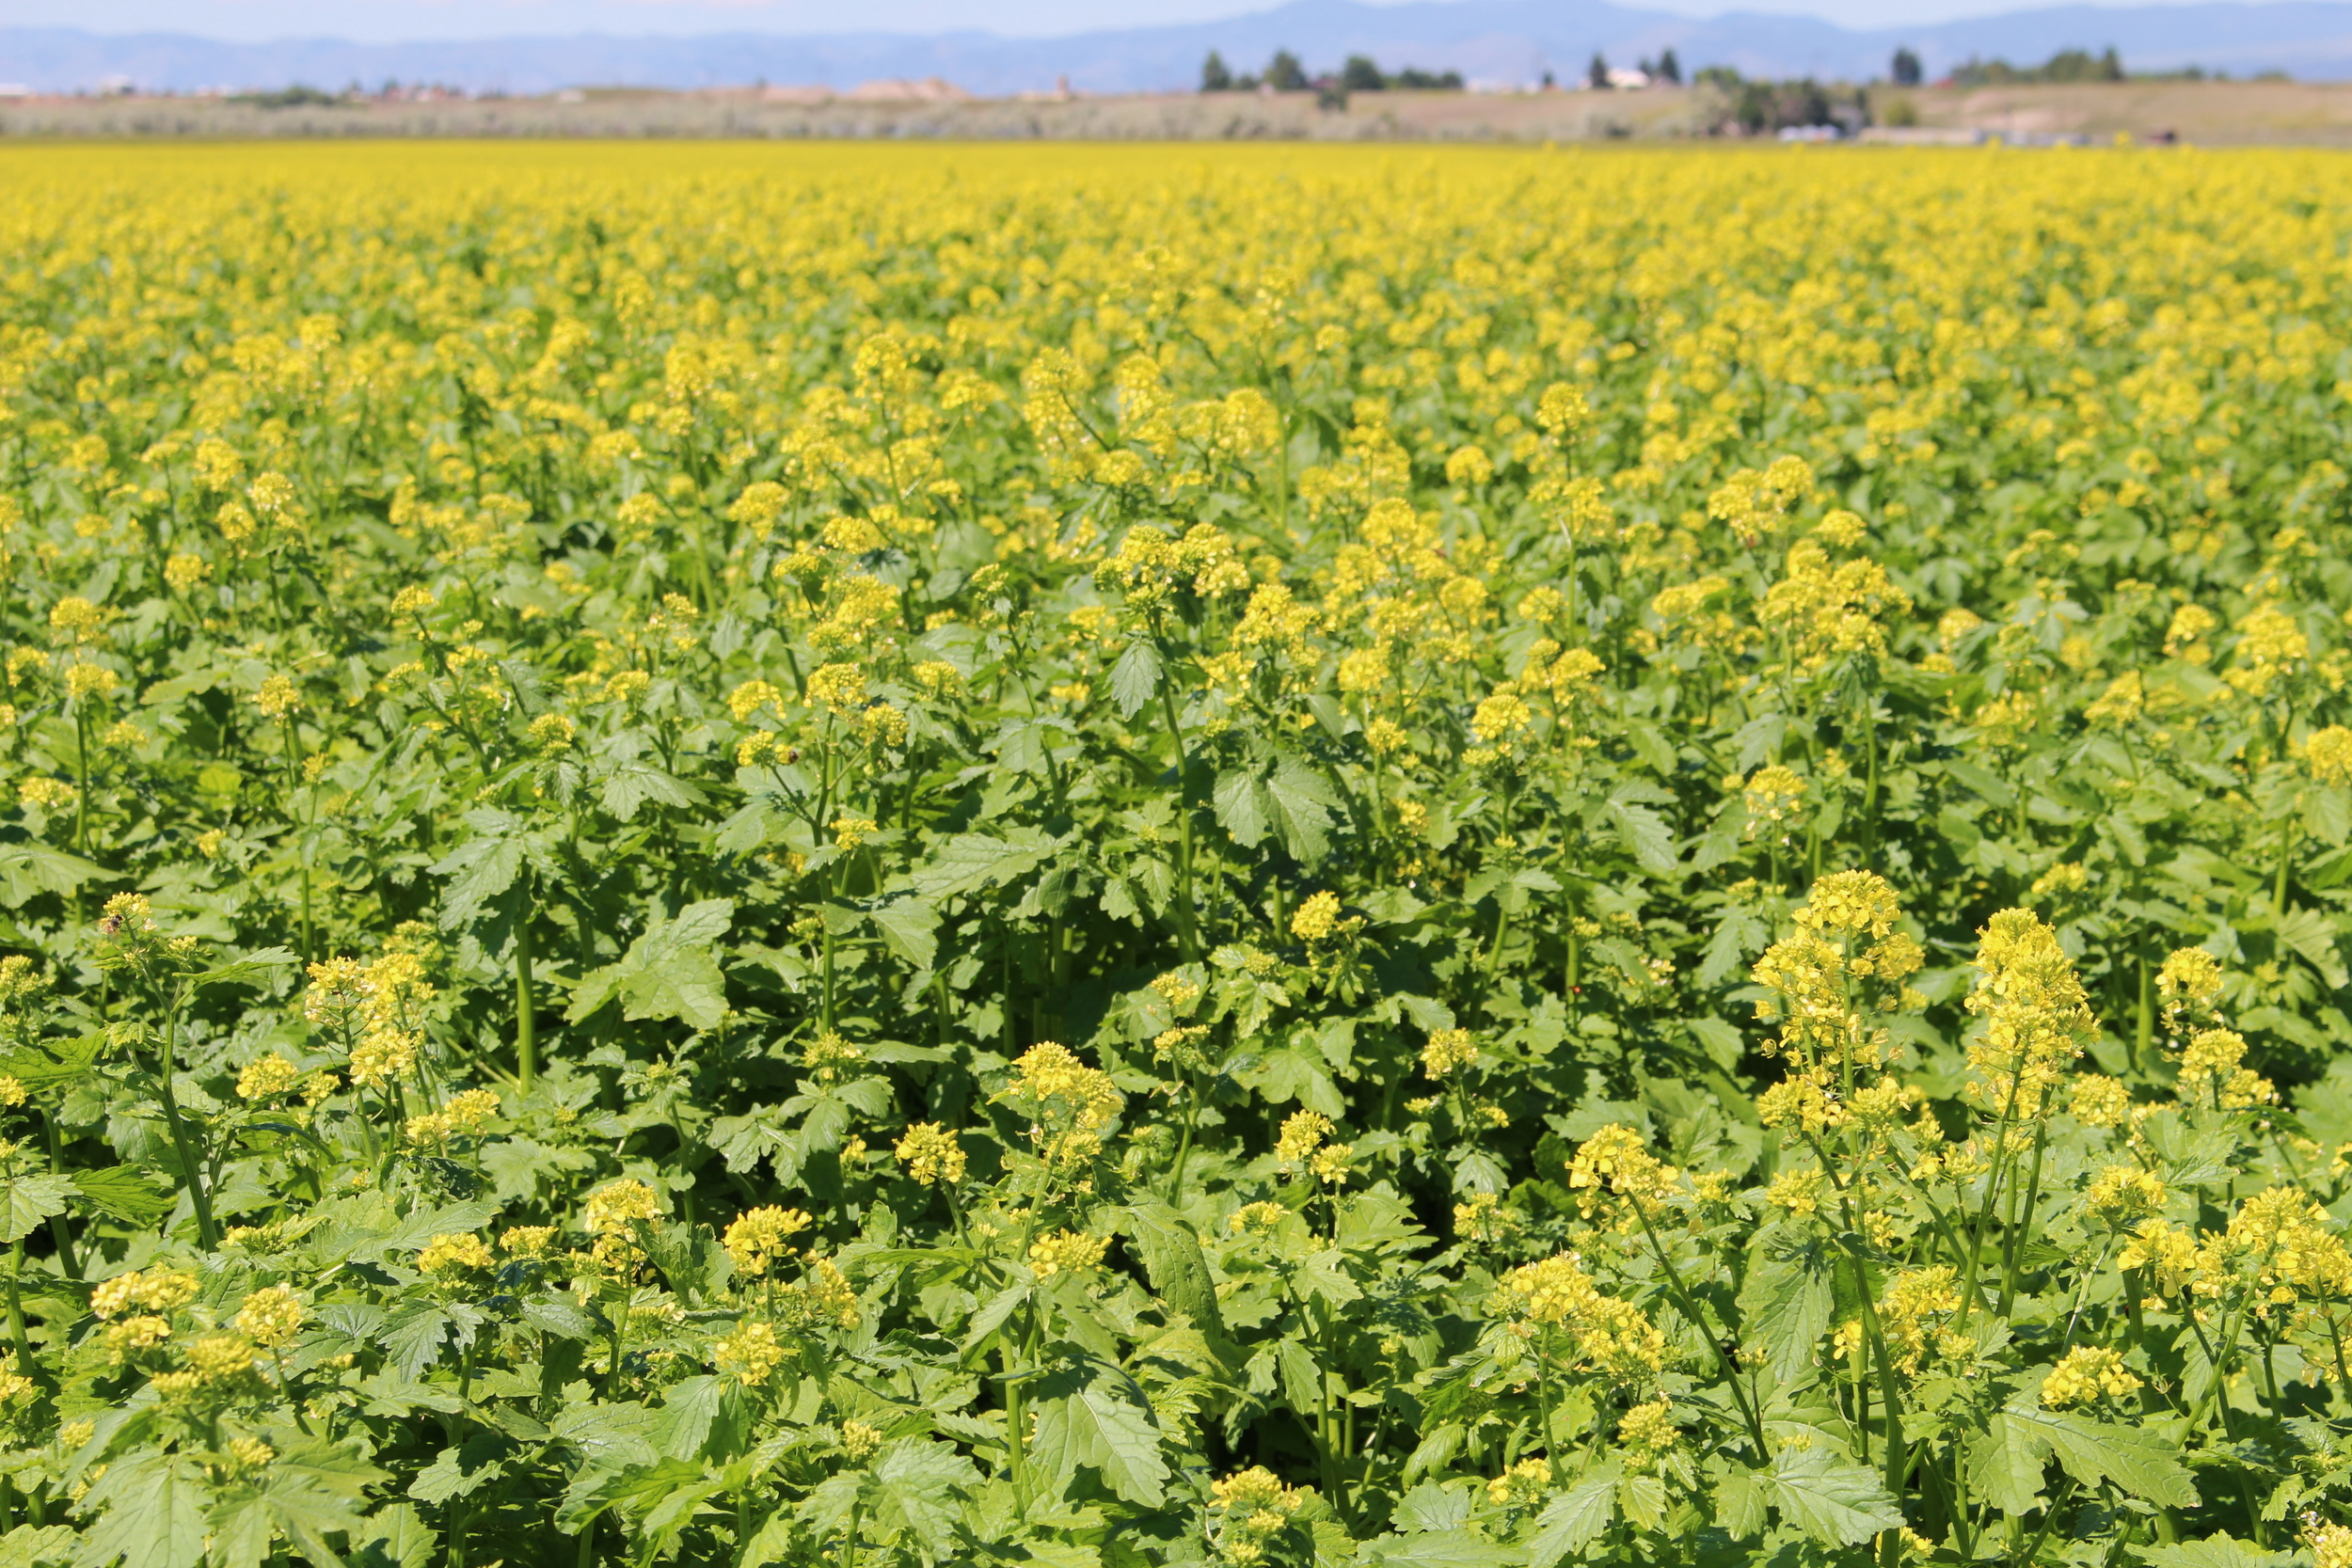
[4,77,2350,143]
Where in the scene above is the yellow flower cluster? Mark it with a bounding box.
[1027,1228,1109,1278]
[1963,910,2093,1117]
[418,1232,496,1279]
[1207,1466,1308,1565]
[771,1257,862,1333]
[91,1266,199,1321]
[1486,1458,1551,1509]
[714,1320,787,1386]
[996,1041,1123,1167]
[1565,1124,1679,1219]
[893,1123,967,1187]
[723,1206,812,1279]
[1491,1253,1669,1389]
[2041,1346,2142,1408]
[236,1053,300,1101]
[1420,1027,1478,1079]
[232,1285,305,1349]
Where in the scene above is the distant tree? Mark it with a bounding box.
[1891,46,1922,86]
[1391,65,1462,89]
[1266,50,1309,90]
[1657,48,1682,84]
[1200,51,1232,92]
[1588,52,1611,89]
[1342,55,1386,91]
[1541,69,1556,87]
[1773,77,1832,127]
[1952,46,2124,87]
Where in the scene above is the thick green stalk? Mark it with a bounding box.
[1633,1203,1767,1453]
[41,1110,77,1279]
[1155,669,1200,961]
[72,708,90,859]
[5,1243,26,1368]
[1167,1081,1200,1201]
[1996,1120,2051,1318]
[155,998,219,1250]
[515,871,537,1092]
[2133,951,2152,1074]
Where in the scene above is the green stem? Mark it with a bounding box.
[1997,1120,2050,1318]
[5,1243,25,1369]
[1633,1203,1767,1453]
[72,708,89,859]
[2133,950,2152,1074]
[1168,1082,1200,1201]
[1001,1298,1039,1501]
[1535,1324,1561,1481]
[1155,659,1200,961]
[515,870,537,1092]
[41,1109,77,1280]
[154,990,219,1249]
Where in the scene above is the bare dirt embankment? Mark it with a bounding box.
[1876,80,2352,146]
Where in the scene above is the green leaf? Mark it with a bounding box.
[867,1438,980,1556]
[78,1452,211,1568]
[2003,1403,2199,1509]
[1264,755,1339,865]
[429,822,526,928]
[1735,1229,1836,1385]
[909,831,1057,900]
[866,894,940,973]
[0,844,105,910]
[1606,799,1677,877]
[1122,1200,1225,1340]
[70,1166,175,1226]
[1714,1463,1768,1541]
[354,1198,502,1262]
[1965,1414,2049,1518]
[376,1301,455,1381]
[566,899,734,1030]
[1254,1044,1343,1117]
[189,948,296,994]
[0,1172,74,1244]
[1109,639,1162,720]
[1761,1444,1905,1546]
[0,1033,101,1089]
[206,1449,376,1568]
[553,1457,704,1534]
[0,1527,75,1568]
[1359,1535,1519,1567]
[1529,1465,1620,1567]
[1276,1338,1322,1413]
[407,1435,511,1504]
[2132,1536,2293,1568]
[353,1504,434,1568]
[550,1401,662,1476]
[600,759,696,821]
[1030,1354,1170,1505]
[1214,769,1270,848]
[735,1512,795,1568]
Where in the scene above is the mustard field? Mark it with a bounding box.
[1,141,2351,1567]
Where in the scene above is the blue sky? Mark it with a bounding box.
[9,0,2220,40]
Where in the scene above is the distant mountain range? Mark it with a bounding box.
[4,1,2348,96]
